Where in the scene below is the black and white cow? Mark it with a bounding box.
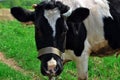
[10,0,120,80]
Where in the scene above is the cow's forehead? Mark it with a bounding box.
[44,8,61,37]
[44,8,60,17]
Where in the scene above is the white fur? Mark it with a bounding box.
[44,8,60,37]
[82,0,112,52]
[47,57,57,74]
[75,40,91,79]
[62,40,91,79]
[47,57,57,68]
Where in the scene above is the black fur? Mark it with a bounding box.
[67,8,89,23]
[36,1,70,14]
[66,23,87,56]
[11,7,34,22]
[108,0,120,13]
[65,8,89,56]
[103,1,120,49]
[55,1,70,14]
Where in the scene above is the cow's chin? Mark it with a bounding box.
[41,64,62,77]
[39,53,63,76]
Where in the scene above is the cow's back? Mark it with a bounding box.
[83,0,120,56]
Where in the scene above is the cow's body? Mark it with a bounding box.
[55,0,120,55]
[58,0,109,79]
[56,0,120,79]
[11,0,120,80]
[54,0,120,79]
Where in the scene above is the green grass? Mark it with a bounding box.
[0,0,41,9]
[0,20,44,80]
[0,62,31,80]
[0,20,120,80]
[0,20,38,70]
[89,57,120,80]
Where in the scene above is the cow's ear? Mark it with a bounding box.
[67,8,89,23]
[11,7,35,23]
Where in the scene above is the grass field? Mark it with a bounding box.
[0,62,31,80]
[0,20,120,80]
[0,0,40,9]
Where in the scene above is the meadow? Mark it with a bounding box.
[0,0,40,9]
[0,20,120,80]
[0,62,31,80]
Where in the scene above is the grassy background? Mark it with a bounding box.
[0,62,31,80]
[0,20,120,80]
[0,0,40,9]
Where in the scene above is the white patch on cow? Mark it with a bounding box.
[74,40,91,79]
[62,40,91,79]
[77,0,112,52]
[62,40,90,61]
[44,8,60,37]
[62,40,91,60]
[47,57,57,71]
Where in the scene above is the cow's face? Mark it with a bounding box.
[33,1,69,76]
[11,1,89,77]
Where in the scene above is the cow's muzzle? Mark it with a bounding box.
[38,47,63,77]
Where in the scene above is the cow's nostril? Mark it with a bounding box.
[49,70,53,73]
[46,70,56,76]
[49,69,56,74]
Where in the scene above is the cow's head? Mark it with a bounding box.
[11,0,89,77]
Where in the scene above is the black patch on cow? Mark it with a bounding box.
[65,8,89,56]
[55,1,70,14]
[103,2,120,49]
[55,17,68,52]
[11,7,35,22]
[67,8,89,23]
[43,1,56,10]
[35,14,54,50]
[66,22,87,56]
[108,0,120,13]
